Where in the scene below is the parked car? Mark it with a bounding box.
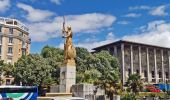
[145,85,161,92]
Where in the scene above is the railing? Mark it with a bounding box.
[0,32,31,43]
[158,78,163,83]
[0,17,29,32]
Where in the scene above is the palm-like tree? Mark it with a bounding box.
[94,69,123,100]
[126,74,143,94]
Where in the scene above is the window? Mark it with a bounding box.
[19,32,23,37]
[22,49,26,55]
[128,68,131,75]
[136,70,139,74]
[0,26,1,32]
[0,36,2,44]
[22,41,26,48]
[152,71,155,78]
[9,28,13,34]
[6,79,10,85]
[7,56,12,63]
[8,47,13,54]
[9,37,13,43]
[166,72,169,79]
[144,70,147,77]
[159,72,162,78]
[0,45,1,55]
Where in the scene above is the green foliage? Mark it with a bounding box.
[77,69,101,84]
[13,54,54,86]
[0,60,14,76]
[75,48,122,97]
[75,47,101,83]
[125,74,143,94]
[121,93,136,100]
[75,47,93,72]
[93,51,122,95]
[94,51,120,82]
[2,63,14,76]
[41,45,64,84]
[2,45,121,97]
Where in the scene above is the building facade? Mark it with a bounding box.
[93,40,170,84]
[0,17,30,64]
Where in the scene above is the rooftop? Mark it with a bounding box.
[0,17,29,32]
[93,40,170,50]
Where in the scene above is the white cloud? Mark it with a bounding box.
[129,5,151,10]
[0,0,10,12]
[149,5,168,16]
[50,0,61,5]
[63,20,170,51]
[17,3,54,22]
[129,5,169,16]
[29,13,116,42]
[64,13,116,33]
[58,20,170,51]
[123,20,170,48]
[76,32,118,51]
[117,21,130,25]
[124,13,141,18]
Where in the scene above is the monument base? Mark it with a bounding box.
[60,65,76,93]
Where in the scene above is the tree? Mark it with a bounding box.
[1,62,14,77]
[76,47,101,83]
[125,74,143,94]
[75,47,92,72]
[0,60,14,85]
[93,51,122,100]
[41,45,64,84]
[13,54,54,86]
[76,49,122,99]
[77,68,101,84]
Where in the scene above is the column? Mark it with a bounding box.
[130,45,134,74]
[139,46,142,76]
[146,48,150,83]
[161,49,165,82]
[121,43,125,84]
[168,51,170,81]
[114,46,117,56]
[154,49,158,83]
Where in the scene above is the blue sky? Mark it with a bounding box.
[0,0,170,53]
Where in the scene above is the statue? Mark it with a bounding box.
[62,17,76,66]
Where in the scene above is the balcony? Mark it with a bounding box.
[158,78,163,83]
[7,53,13,56]
[0,17,29,32]
[0,33,31,44]
[8,43,13,46]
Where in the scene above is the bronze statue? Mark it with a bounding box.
[62,17,76,66]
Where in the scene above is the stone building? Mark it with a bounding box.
[93,40,170,84]
[0,17,31,84]
[0,17,30,64]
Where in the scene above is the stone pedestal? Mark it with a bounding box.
[60,65,76,93]
[72,84,105,98]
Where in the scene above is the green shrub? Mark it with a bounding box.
[121,93,136,100]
